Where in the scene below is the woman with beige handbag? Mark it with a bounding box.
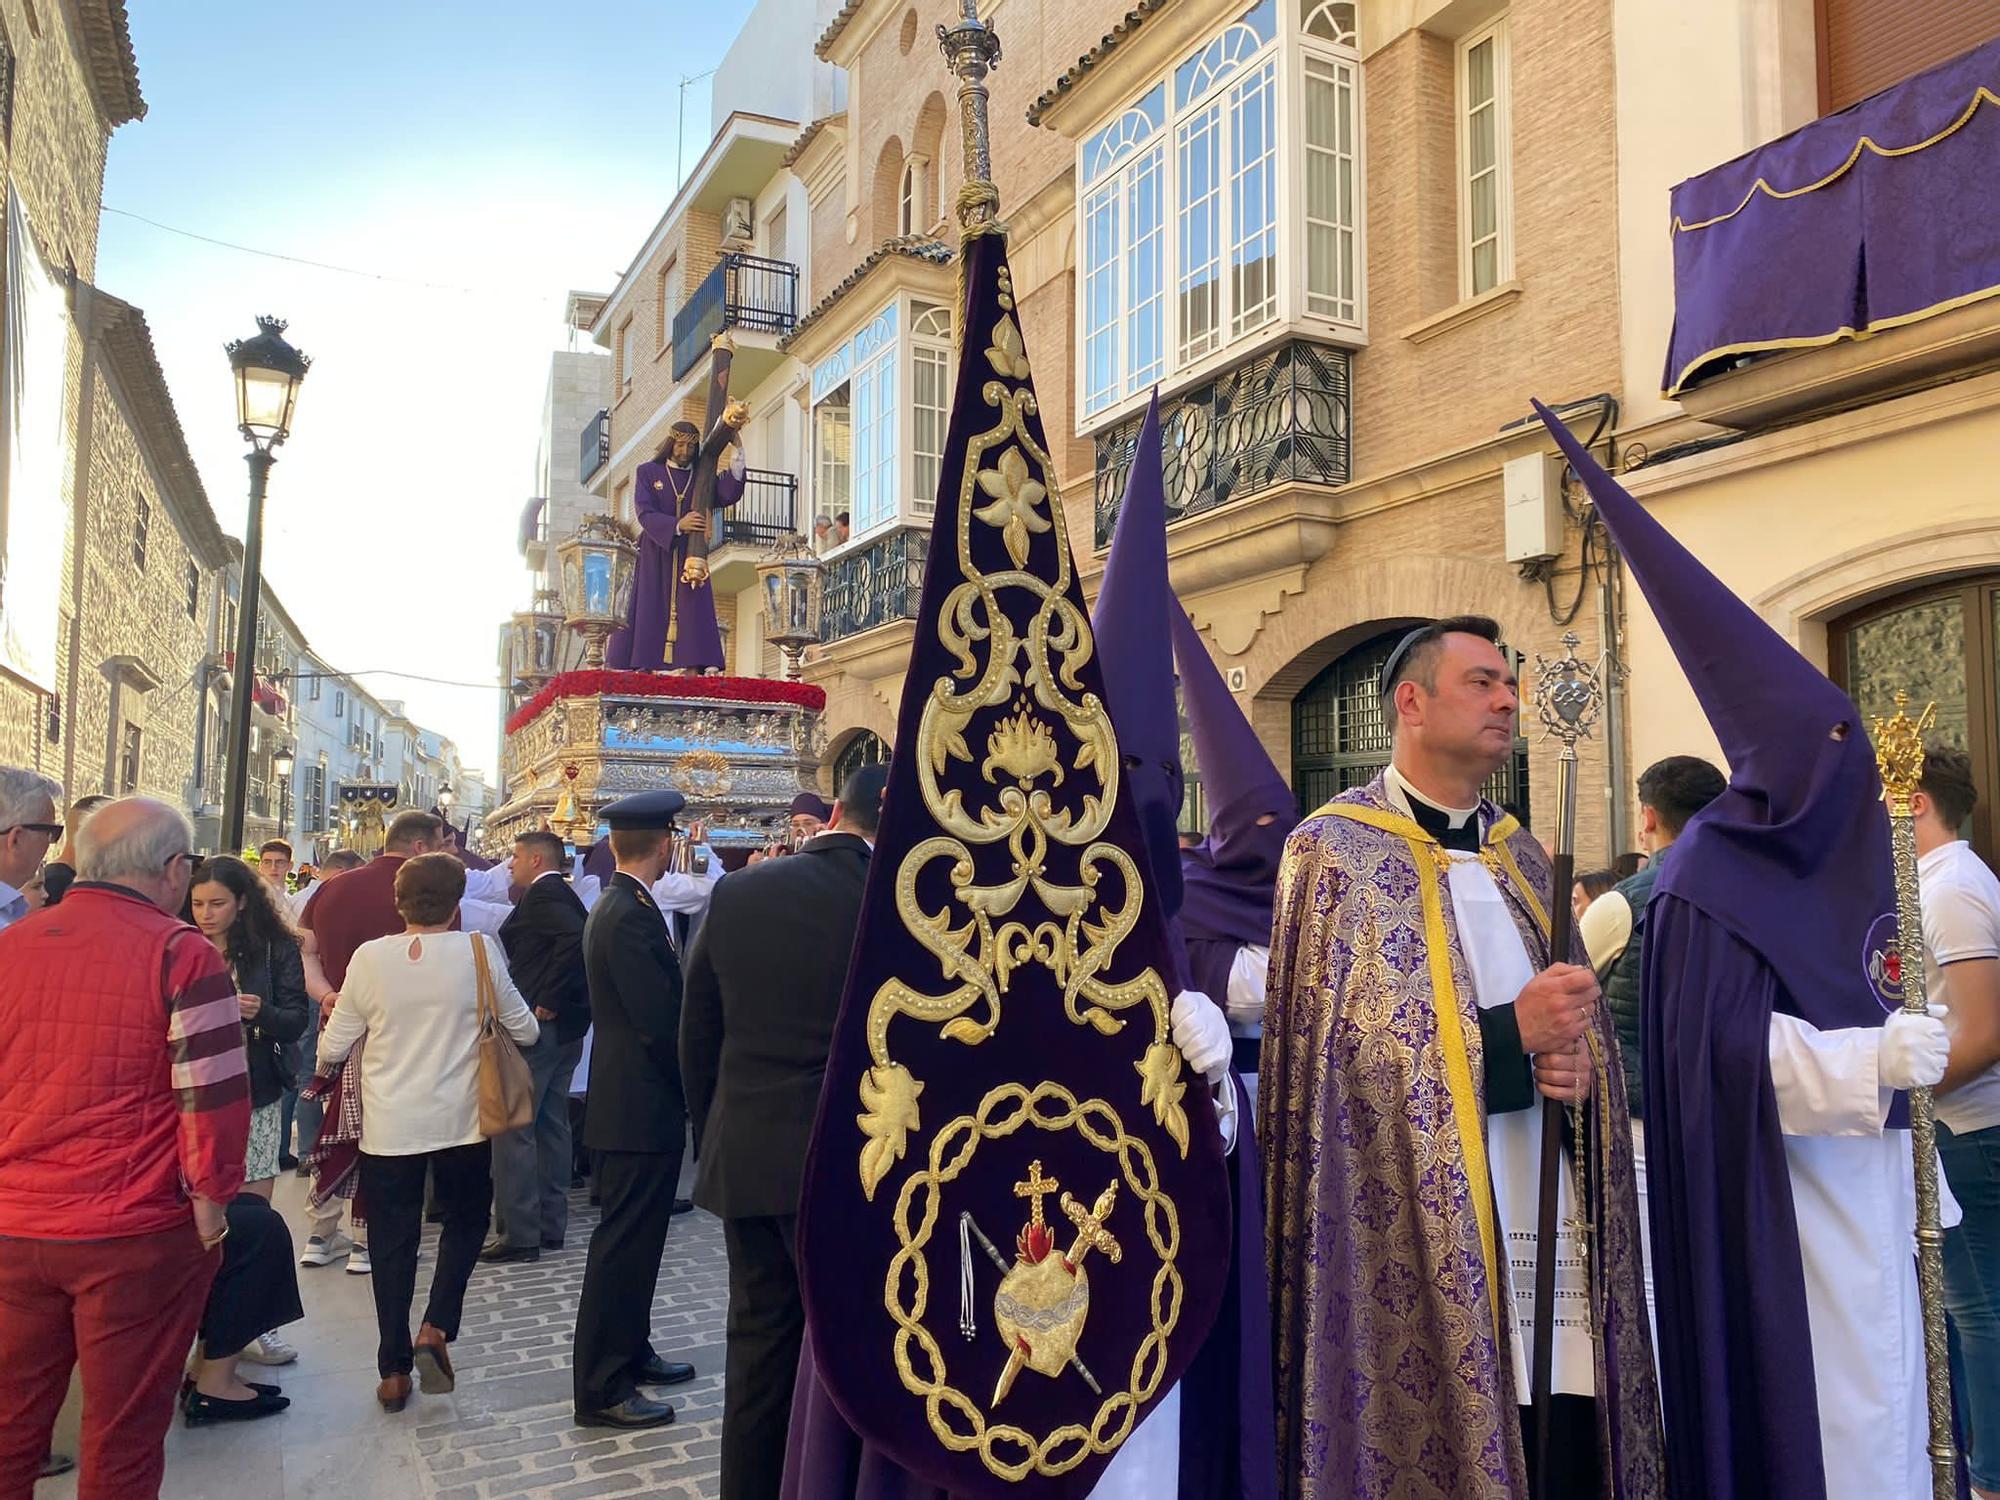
[315,854,539,1413]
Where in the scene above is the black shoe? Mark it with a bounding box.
[671,1197,694,1216]
[278,1152,298,1171]
[184,1389,290,1427]
[39,1454,74,1479]
[541,1238,564,1251]
[574,1394,676,1429]
[479,1241,540,1263]
[182,1375,281,1401]
[425,1210,446,1225]
[636,1357,696,1387]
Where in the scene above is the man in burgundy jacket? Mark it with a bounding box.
[0,797,250,1498]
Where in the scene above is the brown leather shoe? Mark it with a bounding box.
[376,1373,412,1413]
[413,1323,455,1394]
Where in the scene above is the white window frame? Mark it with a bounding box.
[809,295,956,555]
[909,302,953,517]
[899,157,929,237]
[1073,0,1363,431]
[1455,16,1513,300]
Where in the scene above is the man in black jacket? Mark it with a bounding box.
[484,830,591,1263]
[572,791,698,1431]
[680,762,887,1499]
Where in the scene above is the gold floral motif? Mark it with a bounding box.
[973,445,1049,567]
[1136,1044,1189,1153]
[984,707,1061,784]
[858,1062,925,1200]
[986,312,1031,380]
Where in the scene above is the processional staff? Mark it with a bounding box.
[1527,629,1604,1500]
[1872,689,1957,1500]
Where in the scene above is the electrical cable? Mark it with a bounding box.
[102,206,565,302]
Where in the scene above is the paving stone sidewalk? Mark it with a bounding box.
[35,1170,727,1500]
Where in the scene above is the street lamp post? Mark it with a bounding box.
[221,317,309,852]
[273,741,296,842]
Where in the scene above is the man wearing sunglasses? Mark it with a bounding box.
[0,767,63,933]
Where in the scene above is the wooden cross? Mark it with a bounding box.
[1061,1183,1123,1267]
[1013,1160,1059,1228]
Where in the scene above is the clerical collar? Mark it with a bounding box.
[1384,764,1482,853]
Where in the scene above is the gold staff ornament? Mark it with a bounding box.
[1872,689,1956,1500]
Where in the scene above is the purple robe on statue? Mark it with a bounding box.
[606,443,746,673]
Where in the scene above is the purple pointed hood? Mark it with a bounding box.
[1172,606,1293,957]
[1091,392,1186,929]
[1533,400,1900,1034]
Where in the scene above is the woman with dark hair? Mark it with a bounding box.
[188,857,311,1374]
[189,856,311,1200]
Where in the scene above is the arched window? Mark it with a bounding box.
[910,301,953,516]
[899,157,929,236]
[831,728,890,791]
[1831,573,2000,861]
[1291,626,1530,818]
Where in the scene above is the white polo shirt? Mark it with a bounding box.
[1920,839,2000,1135]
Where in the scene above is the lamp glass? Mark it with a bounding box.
[272,746,295,779]
[236,363,298,440]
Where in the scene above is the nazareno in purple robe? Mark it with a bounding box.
[1533,403,1942,1500]
[606,418,747,674]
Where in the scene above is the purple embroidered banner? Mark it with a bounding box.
[1664,36,2000,397]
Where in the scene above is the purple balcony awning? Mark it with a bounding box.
[1663,36,2000,397]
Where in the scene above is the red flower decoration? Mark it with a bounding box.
[506,670,826,736]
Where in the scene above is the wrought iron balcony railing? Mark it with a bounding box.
[715,468,798,551]
[671,253,800,380]
[1092,340,1352,547]
[580,408,610,486]
[820,526,930,645]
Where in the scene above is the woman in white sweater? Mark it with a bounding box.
[316,853,539,1412]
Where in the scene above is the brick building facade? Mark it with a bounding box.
[795,0,1630,860]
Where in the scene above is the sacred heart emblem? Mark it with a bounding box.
[978,1163,1123,1407]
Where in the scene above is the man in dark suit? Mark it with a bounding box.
[484,829,591,1263]
[572,791,699,1430]
[680,762,888,1499]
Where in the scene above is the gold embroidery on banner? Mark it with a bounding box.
[848,253,1193,1483]
[853,288,1183,1197]
[886,1082,1182,1480]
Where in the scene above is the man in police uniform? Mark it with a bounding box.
[571,790,698,1430]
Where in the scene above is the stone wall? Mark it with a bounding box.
[0,0,127,780]
[58,349,215,806]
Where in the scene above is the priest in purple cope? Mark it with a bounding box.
[607,354,749,674]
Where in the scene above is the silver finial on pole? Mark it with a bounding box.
[937,0,1002,234]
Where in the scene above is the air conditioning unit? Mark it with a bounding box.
[1503,453,1566,565]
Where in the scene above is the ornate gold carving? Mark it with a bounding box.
[668,749,735,800]
[1873,689,1936,813]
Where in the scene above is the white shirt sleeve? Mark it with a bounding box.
[1767,1011,1891,1138]
[651,854,723,915]
[318,944,375,1068]
[460,864,513,903]
[478,934,541,1046]
[457,896,513,935]
[573,873,600,911]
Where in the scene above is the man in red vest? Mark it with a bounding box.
[0,797,250,1497]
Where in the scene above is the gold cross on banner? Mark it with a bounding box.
[1013,1160,1059,1228]
[1060,1183,1123,1267]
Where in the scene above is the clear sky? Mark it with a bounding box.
[98,1,753,779]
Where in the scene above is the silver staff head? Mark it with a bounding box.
[1530,631,1604,749]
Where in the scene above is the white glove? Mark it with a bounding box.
[1171,990,1232,1085]
[1880,1005,1950,1090]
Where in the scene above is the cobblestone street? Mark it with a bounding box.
[37,1168,728,1500]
